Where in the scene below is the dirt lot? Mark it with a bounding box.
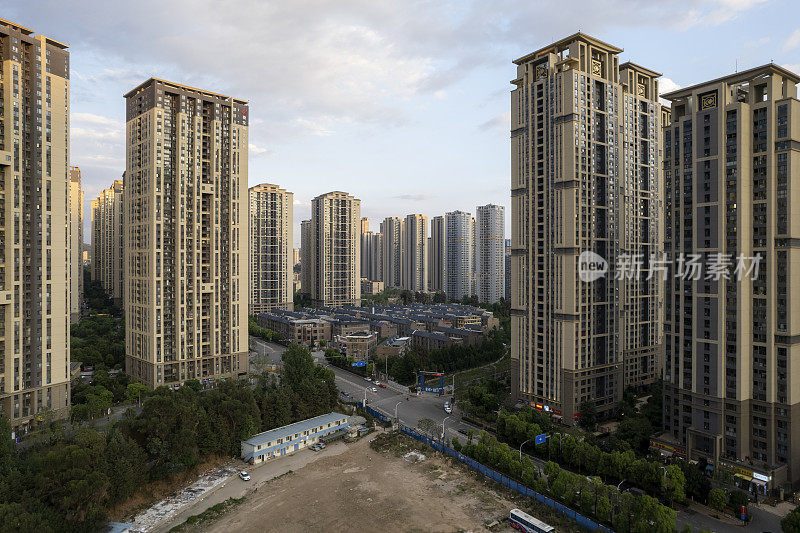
[203,433,518,533]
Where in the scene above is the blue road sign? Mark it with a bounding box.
[352,360,366,367]
[535,434,547,445]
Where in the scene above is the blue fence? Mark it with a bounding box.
[398,424,614,533]
[365,405,391,424]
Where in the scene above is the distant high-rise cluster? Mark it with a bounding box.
[69,167,84,323]
[90,179,124,306]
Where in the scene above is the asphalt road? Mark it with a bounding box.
[250,338,783,532]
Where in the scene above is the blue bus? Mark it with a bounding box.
[509,508,555,533]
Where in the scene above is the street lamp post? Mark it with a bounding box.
[394,401,402,426]
[519,439,532,461]
[441,416,452,443]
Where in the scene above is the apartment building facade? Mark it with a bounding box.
[0,18,72,431]
[309,191,361,307]
[510,33,664,420]
[401,213,428,293]
[657,65,800,488]
[124,78,249,388]
[249,183,293,313]
[476,204,505,303]
[380,216,403,289]
[90,179,124,305]
[69,166,84,322]
[429,215,445,293]
[444,210,473,301]
[300,219,312,297]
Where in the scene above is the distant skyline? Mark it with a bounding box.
[9,0,800,246]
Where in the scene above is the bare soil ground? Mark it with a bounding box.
[202,433,518,533]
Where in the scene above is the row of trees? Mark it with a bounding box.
[248,315,281,343]
[0,344,338,531]
[71,314,125,370]
[452,432,676,532]
[385,329,507,385]
[495,409,686,505]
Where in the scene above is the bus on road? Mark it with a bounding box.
[509,508,555,533]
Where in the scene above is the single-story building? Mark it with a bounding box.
[241,412,350,465]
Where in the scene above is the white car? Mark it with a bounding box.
[239,471,251,481]
[444,403,453,414]
[364,377,372,382]
[371,387,378,392]
[373,381,381,386]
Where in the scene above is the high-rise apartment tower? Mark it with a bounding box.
[124,78,249,387]
[69,166,84,322]
[510,33,664,420]
[401,214,428,293]
[0,18,72,431]
[90,179,124,305]
[444,210,473,301]
[249,183,293,313]
[309,191,361,307]
[657,64,800,489]
[476,204,505,303]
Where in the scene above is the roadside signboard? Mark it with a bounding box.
[535,434,546,445]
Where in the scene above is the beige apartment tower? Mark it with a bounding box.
[300,219,312,298]
[309,191,361,307]
[249,183,293,313]
[429,215,445,293]
[124,78,249,388]
[381,216,403,289]
[401,214,428,293]
[510,34,664,420]
[69,167,84,322]
[0,18,72,431]
[657,64,800,489]
[476,204,505,304]
[90,179,124,305]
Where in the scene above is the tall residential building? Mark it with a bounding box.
[361,231,382,282]
[124,78,249,388]
[309,191,361,306]
[300,220,312,298]
[429,216,445,293]
[381,216,403,288]
[90,179,124,305]
[510,34,663,420]
[476,204,505,303]
[401,214,428,293]
[69,166,84,323]
[504,238,512,301]
[471,216,477,296]
[0,18,71,431]
[360,216,382,281]
[249,183,293,313]
[292,248,300,267]
[657,64,800,489]
[444,211,473,301]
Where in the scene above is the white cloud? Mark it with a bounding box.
[658,77,682,106]
[248,143,274,158]
[783,29,800,52]
[479,112,509,133]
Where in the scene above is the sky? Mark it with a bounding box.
[6,0,800,247]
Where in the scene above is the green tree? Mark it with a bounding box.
[125,382,151,404]
[578,400,598,430]
[662,464,686,504]
[104,431,148,501]
[708,488,727,512]
[782,507,800,533]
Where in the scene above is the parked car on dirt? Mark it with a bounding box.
[239,471,251,481]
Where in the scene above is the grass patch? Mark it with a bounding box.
[169,497,245,532]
